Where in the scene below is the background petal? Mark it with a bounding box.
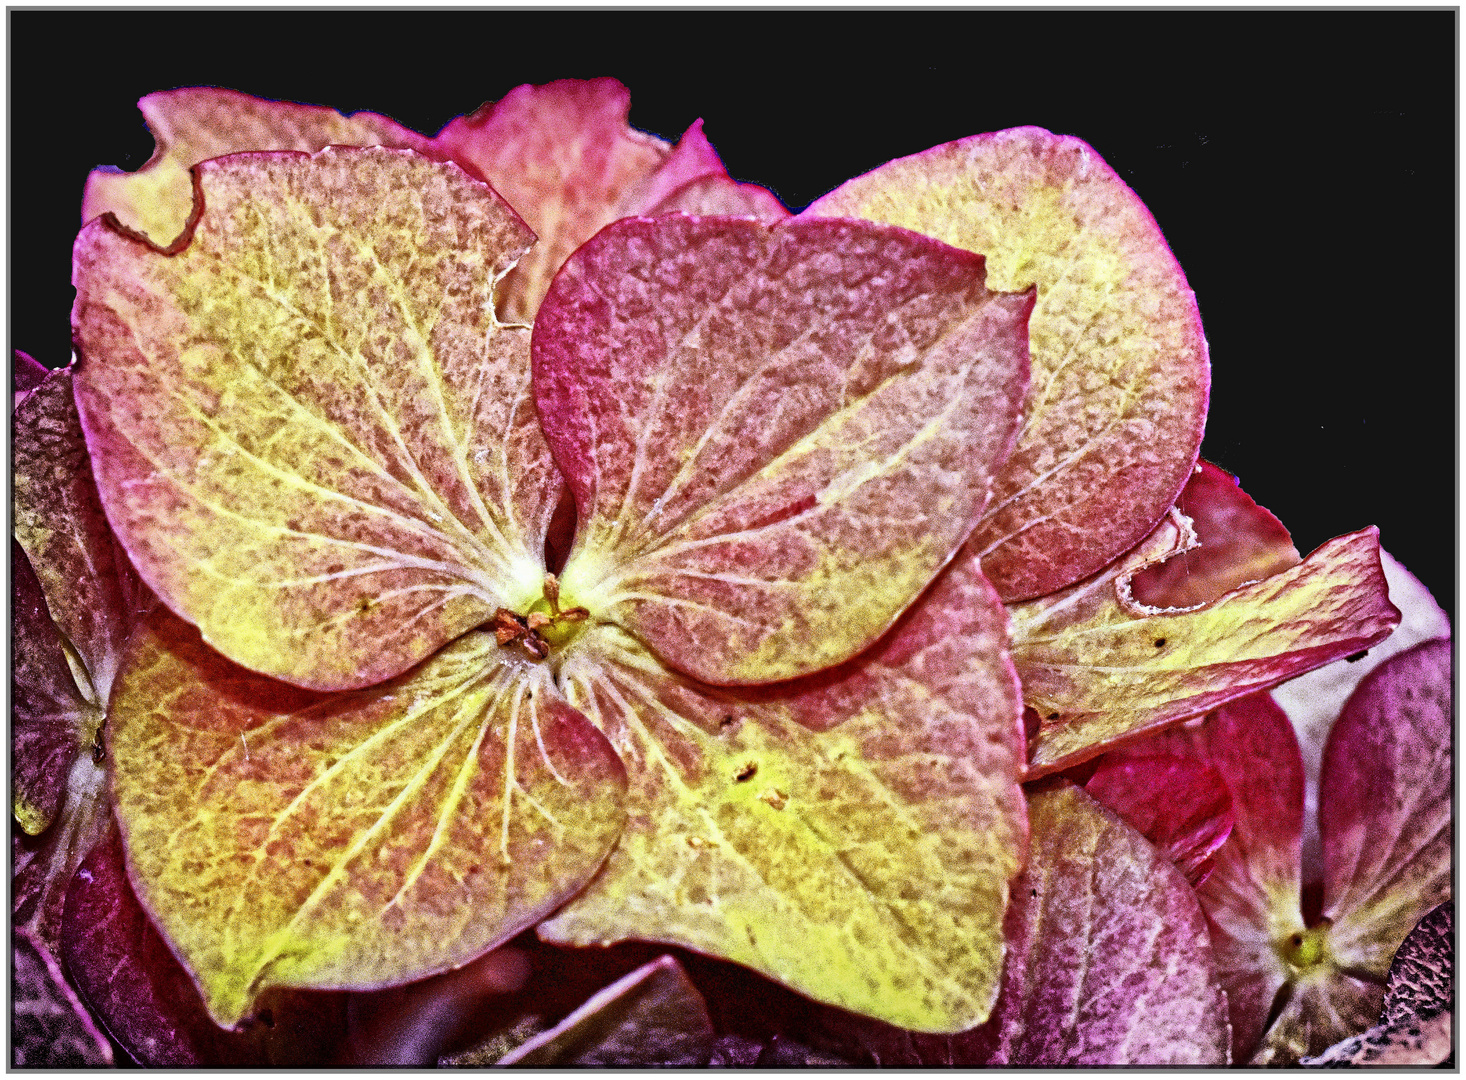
[1320,639,1451,976]
[806,126,1209,601]
[81,87,439,249]
[1012,520,1400,775]
[435,79,731,322]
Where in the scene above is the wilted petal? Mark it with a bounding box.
[1011,516,1400,776]
[1130,460,1300,608]
[435,79,728,322]
[107,607,626,1027]
[497,954,714,1066]
[81,87,438,249]
[540,548,1026,1033]
[806,127,1208,601]
[537,214,1030,685]
[73,147,561,690]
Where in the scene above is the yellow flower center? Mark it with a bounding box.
[1276,920,1333,975]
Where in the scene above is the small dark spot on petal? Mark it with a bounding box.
[735,762,757,782]
[1030,888,1038,898]
[1346,650,1369,663]
[720,715,736,731]
[1046,712,1060,721]
[1154,637,1167,648]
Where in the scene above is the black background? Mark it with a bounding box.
[10,10,1455,621]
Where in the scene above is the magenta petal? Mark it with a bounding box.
[1320,639,1451,969]
[1084,753,1234,886]
[14,348,48,408]
[60,829,351,1066]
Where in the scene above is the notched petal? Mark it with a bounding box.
[807,126,1209,601]
[82,87,440,249]
[73,146,561,690]
[1011,520,1400,776]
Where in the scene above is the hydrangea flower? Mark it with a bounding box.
[14,80,1405,1062]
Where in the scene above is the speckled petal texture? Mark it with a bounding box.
[1010,520,1399,775]
[435,78,729,323]
[73,147,560,690]
[81,88,439,250]
[107,607,627,1027]
[535,214,1032,686]
[807,127,1209,601]
[540,547,1026,1034]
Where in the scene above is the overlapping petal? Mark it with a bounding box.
[539,546,1026,1033]
[1318,639,1451,979]
[1120,643,1452,1065]
[60,830,352,1065]
[535,214,1032,685]
[106,607,627,1027]
[435,79,731,322]
[798,784,1230,1065]
[72,147,558,690]
[81,87,439,249]
[13,363,154,705]
[806,126,1209,600]
[1083,752,1234,886]
[1010,511,1399,775]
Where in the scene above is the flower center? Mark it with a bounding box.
[491,573,588,660]
[1276,919,1333,975]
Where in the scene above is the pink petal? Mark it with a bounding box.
[1321,639,1451,973]
[81,87,439,249]
[434,79,728,322]
[60,828,351,1065]
[534,214,1031,685]
[72,146,557,691]
[1084,752,1234,886]
[806,127,1209,601]
[1130,460,1299,609]
[1012,520,1401,776]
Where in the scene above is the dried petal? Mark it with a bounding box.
[435,79,727,322]
[540,547,1026,1033]
[81,87,438,249]
[60,829,352,1066]
[1271,550,1451,883]
[107,608,626,1026]
[1084,752,1234,886]
[1011,520,1400,776]
[804,784,1230,1064]
[73,147,559,690]
[13,364,153,704]
[1131,460,1299,608]
[1319,639,1450,978]
[537,214,1031,685]
[807,127,1208,600]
